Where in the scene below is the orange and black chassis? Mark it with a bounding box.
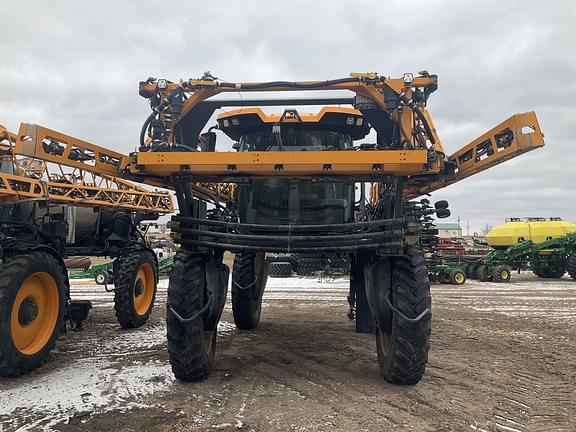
[129,73,544,254]
[4,73,544,255]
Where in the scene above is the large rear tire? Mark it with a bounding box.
[532,266,566,279]
[295,255,322,276]
[0,252,67,377]
[477,265,493,282]
[113,249,158,329]
[167,252,216,381]
[466,263,480,280]
[232,252,267,330]
[375,247,431,385]
[268,262,292,278]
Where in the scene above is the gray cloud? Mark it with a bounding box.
[1,0,574,232]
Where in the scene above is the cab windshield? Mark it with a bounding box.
[239,128,352,151]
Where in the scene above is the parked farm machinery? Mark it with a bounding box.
[1,71,544,384]
[68,254,176,284]
[0,125,174,376]
[407,199,466,285]
[466,232,576,282]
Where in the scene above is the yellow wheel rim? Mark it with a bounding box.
[11,272,60,355]
[455,273,465,284]
[501,271,509,280]
[133,263,155,316]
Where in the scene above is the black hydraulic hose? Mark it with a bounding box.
[172,215,403,232]
[178,239,403,253]
[397,93,436,145]
[185,236,389,248]
[140,94,174,150]
[139,112,155,149]
[217,77,366,90]
[413,106,436,145]
[177,227,404,243]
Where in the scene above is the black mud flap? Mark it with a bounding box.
[204,259,230,330]
[363,258,392,333]
[352,256,375,333]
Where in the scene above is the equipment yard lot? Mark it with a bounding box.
[1,275,574,432]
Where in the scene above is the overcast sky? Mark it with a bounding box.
[1,0,574,234]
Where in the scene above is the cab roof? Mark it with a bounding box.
[217,107,370,141]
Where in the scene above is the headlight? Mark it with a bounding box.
[157,79,168,90]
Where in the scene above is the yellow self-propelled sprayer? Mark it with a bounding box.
[1,71,544,384]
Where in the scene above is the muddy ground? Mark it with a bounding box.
[1,274,575,431]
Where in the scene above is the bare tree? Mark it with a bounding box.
[481,223,493,235]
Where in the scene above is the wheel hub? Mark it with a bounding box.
[18,298,39,325]
[134,280,144,297]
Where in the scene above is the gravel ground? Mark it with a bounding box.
[0,273,575,431]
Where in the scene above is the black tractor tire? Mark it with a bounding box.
[268,262,292,278]
[296,262,314,276]
[476,265,493,282]
[267,254,298,271]
[266,255,285,263]
[436,208,451,218]
[296,256,322,275]
[466,263,480,280]
[232,252,268,330]
[532,266,566,279]
[113,249,158,329]
[288,253,299,272]
[449,269,466,285]
[0,252,67,377]
[376,247,431,385]
[567,253,576,280]
[492,265,512,283]
[439,272,450,284]
[434,200,449,210]
[167,252,215,381]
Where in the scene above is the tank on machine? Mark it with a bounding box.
[486,217,576,248]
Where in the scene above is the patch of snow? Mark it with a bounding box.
[0,360,174,431]
[0,319,236,431]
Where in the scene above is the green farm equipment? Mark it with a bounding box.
[158,255,175,276]
[467,232,576,282]
[68,256,174,284]
[427,255,466,285]
[402,199,465,285]
[68,261,114,284]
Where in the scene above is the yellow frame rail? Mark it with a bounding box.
[131,149,433,178]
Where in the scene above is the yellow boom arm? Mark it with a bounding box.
[1,125,174,213]
[9,123,234,203]
[404,111,544,199]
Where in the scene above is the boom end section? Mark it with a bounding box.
[405,111,544,198]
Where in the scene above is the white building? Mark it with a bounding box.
[436,223,462,239]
